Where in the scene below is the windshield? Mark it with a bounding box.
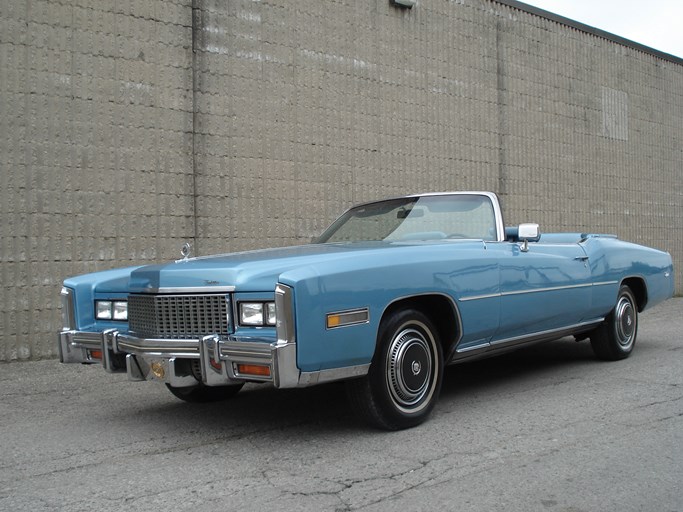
[316,194,498,243]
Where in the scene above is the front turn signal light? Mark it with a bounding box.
[236,364,271,377]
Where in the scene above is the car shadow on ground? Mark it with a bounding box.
[133,379,358,436]
[440,336,598,396]
[123,337,600,435]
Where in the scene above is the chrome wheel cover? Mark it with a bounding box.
[385,323,437,413]
[614,295,636,349]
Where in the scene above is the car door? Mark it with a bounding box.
[485,240,592,344]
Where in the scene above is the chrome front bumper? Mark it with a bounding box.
[58,329,300,389]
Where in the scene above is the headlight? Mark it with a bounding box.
[239,302,276,327]
[96,300,128,321]
[96,301,112,320]
[113,301,128,320]
[266,302,276,325]
[240,302,263,325]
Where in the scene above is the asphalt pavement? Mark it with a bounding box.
[1,299,681,511]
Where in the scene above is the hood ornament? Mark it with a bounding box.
[180,242,192,261]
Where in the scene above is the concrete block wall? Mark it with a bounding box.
[1,0,194,360]
[193,0,682,258]
[1,0,681,360]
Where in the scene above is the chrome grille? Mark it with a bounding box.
[128,294,230,339]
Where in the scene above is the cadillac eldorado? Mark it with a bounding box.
[58,192,674,429]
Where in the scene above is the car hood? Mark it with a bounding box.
[128,242,401,292]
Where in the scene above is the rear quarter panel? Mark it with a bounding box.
[581,237,674,316]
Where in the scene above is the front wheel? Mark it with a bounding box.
[166,382,244,403]
[590,285,638,360]
[346,309,443,430]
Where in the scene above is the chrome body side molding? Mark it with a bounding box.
[458,282,620,303]
[449,318,604,364]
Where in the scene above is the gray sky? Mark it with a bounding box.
[519,0,682,58]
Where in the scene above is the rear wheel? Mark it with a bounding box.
[166,382,244,403]
[347,309,443,430]
[590,285,638,360]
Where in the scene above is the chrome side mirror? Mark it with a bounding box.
[518,223,540,252]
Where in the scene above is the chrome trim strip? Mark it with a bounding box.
[487,192,506,242]
[459,282,597,302]
[60,287,76,331]
[489,319,604,347]
[133,286,236,294]
[275,284,296,344]
[116,334,200,358]
[592,280,619,286]
[449,318,605,363]
[298,364,371,386]
[71,331,103,347]
[458,292,500,302]
[326,308,370,329]
[501,283,592,296]
[455,342,490,353]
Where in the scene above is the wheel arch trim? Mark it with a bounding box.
[378,292,462,361]
[620,276,648,312]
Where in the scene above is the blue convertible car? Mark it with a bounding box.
[59,192,674,429]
